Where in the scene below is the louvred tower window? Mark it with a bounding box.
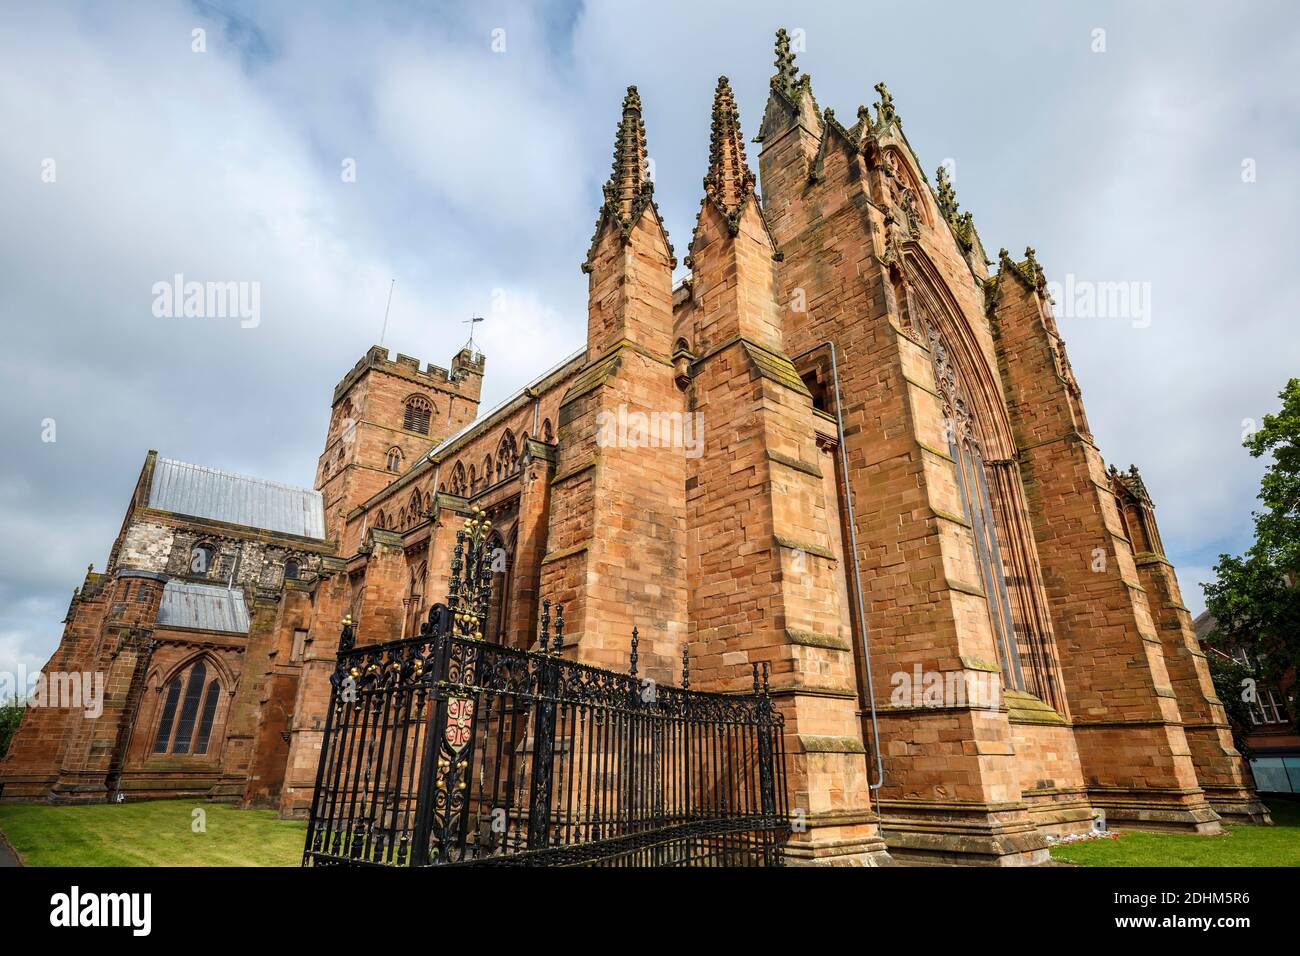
[403,396,432,435]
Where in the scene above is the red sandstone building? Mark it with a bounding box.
[0,32,1269,865]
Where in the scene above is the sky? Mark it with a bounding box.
[1,0,1298,689]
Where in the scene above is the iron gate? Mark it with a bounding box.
[302,511,789,867]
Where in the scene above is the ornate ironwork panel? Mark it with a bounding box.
[303,510,789,868]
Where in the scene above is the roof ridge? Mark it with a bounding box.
[425,348,585,461]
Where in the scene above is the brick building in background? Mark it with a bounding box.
[1194,611,1300,795]
[1,31,1269,864]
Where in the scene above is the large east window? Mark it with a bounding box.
[925,319,1025,692]
[951,434,1025,691]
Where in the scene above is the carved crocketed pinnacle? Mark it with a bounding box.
[1023,245,1047,288]
[936,164,959,223]
[704,76,756,230]
[584,85,674,272]
[874,81,899,127]
[1126,464,1152,503]
[773,28,799,96]
[606,85,651,221]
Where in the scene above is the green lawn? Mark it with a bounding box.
[1050,797,1300,867]
[0,800,307,867]
[1,796,1295,867]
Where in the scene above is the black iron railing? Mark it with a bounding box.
[302,509,789,868]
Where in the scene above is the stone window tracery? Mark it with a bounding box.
[152,660,222,756]
[921,307,1025,693]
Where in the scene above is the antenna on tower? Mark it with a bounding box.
[462,314,484,357]
[378,278,396,346]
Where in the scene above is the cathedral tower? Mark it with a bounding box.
[316,345,484,545]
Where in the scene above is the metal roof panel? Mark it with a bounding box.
[156,580,250,634]
[148,457,325,539]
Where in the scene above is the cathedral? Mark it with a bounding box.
[0,31,1268,865]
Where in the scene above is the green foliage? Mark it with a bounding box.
[1204,378,1300,729]
[1206,652,1256,759]
[0,697,24,760]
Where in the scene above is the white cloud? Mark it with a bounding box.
[0,0,1296,679]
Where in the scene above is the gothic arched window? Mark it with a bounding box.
[386,446,403,472]
[403,396,432,435]
[153,660,222,756]
[923,317,1024,693]
[542,418,554,444]
[284,559,300,581]
[451,462,467,497]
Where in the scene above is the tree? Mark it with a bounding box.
[1203,378,1300,730]
[1206,652,1256,759]
[0,697,24,760]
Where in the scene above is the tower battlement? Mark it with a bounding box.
[331,344,485,406]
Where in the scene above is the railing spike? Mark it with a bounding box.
[752,661,760,695]
[539,599,551,653]
[629,625,639,678]
[682,642,689,690]
[553,605,564,656]
[761,661,770,697]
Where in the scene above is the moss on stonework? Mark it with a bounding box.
[786,627,851,651]
[798,734,865,754]
[741,340,813,397]
[1003,690,1067,725]
[774,535,835,560]
[559,351,623,407]
[767,450,823,478]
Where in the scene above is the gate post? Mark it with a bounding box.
[527,607,559,851]
[756,663,777,819]
[409,615,448,866]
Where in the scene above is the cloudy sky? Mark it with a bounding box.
[1,1,1297,688]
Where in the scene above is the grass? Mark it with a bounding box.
[0,799,307,867]
[1050,797,1300,867]
[1,795,1295,867]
